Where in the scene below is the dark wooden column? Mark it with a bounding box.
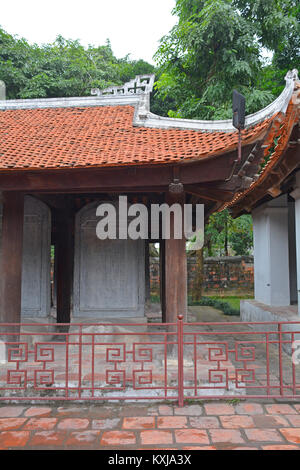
[164,192,188,323]
[0,192,24,330]
[55,202,75,324]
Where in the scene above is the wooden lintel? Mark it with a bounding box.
[0,147,250,193]
[185,185,234,202]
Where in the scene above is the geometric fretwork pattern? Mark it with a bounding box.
[0,319,300,402]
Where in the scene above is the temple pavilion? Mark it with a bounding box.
[0,71,299,327]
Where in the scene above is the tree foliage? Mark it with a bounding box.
[0,29,155,99]
[153,0,298,256]
[154,0,300,120]
[205,210,253,257]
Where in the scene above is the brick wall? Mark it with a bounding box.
[150,255,254,297]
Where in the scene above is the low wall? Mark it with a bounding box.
[241,299,300,355]
[150,255,254,297]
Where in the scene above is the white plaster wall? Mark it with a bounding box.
[253,196,291,307]
[253,210,270,304]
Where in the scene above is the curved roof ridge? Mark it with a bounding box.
[0,71,298,135]
[220,78,300,215]
[134,70,299,132]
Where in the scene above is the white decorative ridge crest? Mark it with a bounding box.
[285,69,299,82]
[0,70,298,134]
[133,69,299,132]
[91,75,155,97]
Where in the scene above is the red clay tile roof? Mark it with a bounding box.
[0,105,273,171]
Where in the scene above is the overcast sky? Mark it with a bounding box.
[0,0,177,64]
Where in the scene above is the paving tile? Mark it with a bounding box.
[119,406,155,417]
[182,446,216,450]
[92,418,120,430]
[265,404,297,415]
[245,428,283,442]
[175,429,209,444]
[279,428,300,443]
[24,418,57,431]
[0,431,30,448]
[24,407,52,417]
[262,445,300,450]
[57,418,89,430]
[87,406,116,418]
[137,448,178,450]
[158,405,173,416]
[189,417,220,429]
[66,431,101,447]
[235,403,264,415]
[209,429,244,444]
[174,405,203,416]
[147,406,159,416]
[123,417,155,430]
[0,406,25,418]
[220,415,254,429]
[101,431,136,446]
[56,406,89,417]
[0,418,27,431]
[284,415,300,427]
[253,415,289,428]
[140,430,173,445]
[1,401,300,450]
[204,404,235,416]
[157,416,187,429]
[230,447,258,450]
[28,431,67,447]
[293,405,300,413]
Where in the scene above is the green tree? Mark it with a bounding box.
[0,28,155,99]
[228,214,253,255]
[154,0,299,119]
[204,210,253,257]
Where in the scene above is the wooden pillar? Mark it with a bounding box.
[0,192,24,334]
[164,192,188,323]
[55,203,75,324]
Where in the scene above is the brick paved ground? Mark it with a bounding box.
[0,401,300,450]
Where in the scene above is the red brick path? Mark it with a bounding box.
[0,402,300,450]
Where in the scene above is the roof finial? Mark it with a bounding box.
[91,75,155,97]
[285,69,299,82]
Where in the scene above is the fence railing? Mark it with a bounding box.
[0,317,300,405]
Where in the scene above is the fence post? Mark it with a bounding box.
[177,315,184,407]
[278,323,283,396]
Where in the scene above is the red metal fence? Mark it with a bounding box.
[0,317,300,406]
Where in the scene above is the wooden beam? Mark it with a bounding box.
[164,192,187,324]
[0,192,24,336]
[231,136,300,217]
[185,185,234,202]
[0,147,252,192]
[55,201,75,323]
